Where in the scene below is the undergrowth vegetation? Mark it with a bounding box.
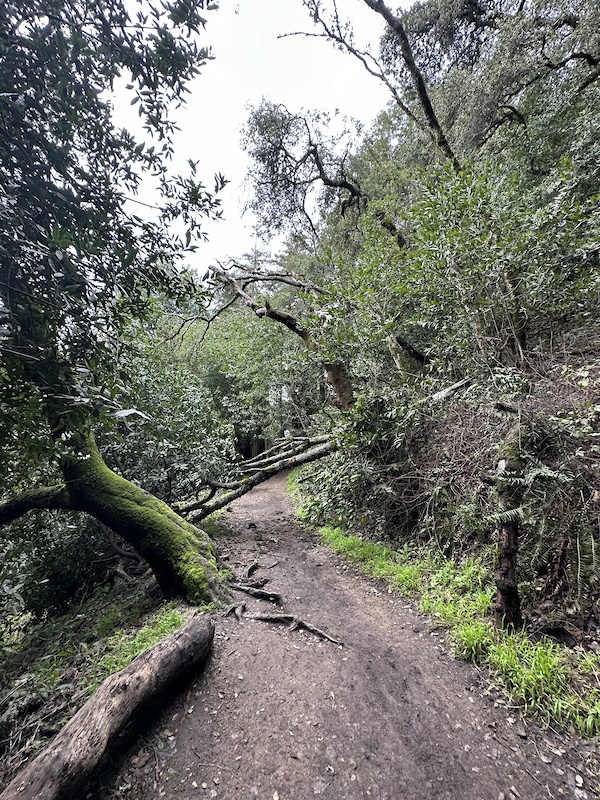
[294,489,600,737]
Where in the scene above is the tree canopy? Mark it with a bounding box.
[0,0,224,456]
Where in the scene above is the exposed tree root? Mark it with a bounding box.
[244,577,270,588]
[246,562,259,578]
[224,602,246,621]
[247,613,343,646]
[230,584,282,605]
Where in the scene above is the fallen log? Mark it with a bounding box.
[1,614,215,800]
[186,440,334,523]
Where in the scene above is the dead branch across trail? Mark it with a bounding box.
[179,438,334,523]
[248,613,343,646]
[1,615,215,800]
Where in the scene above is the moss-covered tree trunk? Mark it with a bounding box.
[1,180,229,607]
[0,431,229,605]
[60,436,228,604]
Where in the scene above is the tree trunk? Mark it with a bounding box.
[0,615,215,800]
[61,436,229,605]
[494,455,523,629]
[323,362,355,410]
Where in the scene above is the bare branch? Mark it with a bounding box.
[0,484,72,526]
[360,0,461,171]
[209,262,313,345]
[300,2,425,134]
[158,294,238,346]
[421,378,472,405]
[236,268,326,296]
[209,261,355,410]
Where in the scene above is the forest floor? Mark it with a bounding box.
[103,473,595,800]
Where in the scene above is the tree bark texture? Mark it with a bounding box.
[323,362,355,410]
[0,615,215,800]
[60,437,229,605]
[494,456,523,629]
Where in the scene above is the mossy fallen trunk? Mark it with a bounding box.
[1,615,215,800]
[62,437,228,605]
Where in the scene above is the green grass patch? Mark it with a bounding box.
[488,633,568,713]
[316,524,600,737]
[320,525,433,594]
[450,620,495,663]
[89,605,185,690]
[0,579,192,790]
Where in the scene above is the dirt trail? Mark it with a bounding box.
[109,474,594,800]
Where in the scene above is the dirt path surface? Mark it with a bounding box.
[109,475,594,800]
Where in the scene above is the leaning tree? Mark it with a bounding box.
[0,0,233,604]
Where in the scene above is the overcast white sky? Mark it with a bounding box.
[162,0,393,267]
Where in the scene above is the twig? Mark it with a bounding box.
[190,747,228,771]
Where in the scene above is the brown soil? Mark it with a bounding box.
[105,474,595,800]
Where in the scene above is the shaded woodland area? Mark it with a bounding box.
[1,0,600,795]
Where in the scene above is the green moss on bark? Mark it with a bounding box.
[61,437,228,605]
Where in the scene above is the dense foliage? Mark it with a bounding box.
[0,0,229,615]
[1,0,599,631]
[237,0,600,626]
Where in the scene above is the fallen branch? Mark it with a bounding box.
[175,436,333,519]
[1,615,215,800]
[248,613,343,646]
[422,377,472,404]
[240,436,331,472]
[185,440,334,524]
[241,435,329,468]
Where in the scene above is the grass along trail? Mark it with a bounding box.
[104,472,595,800]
